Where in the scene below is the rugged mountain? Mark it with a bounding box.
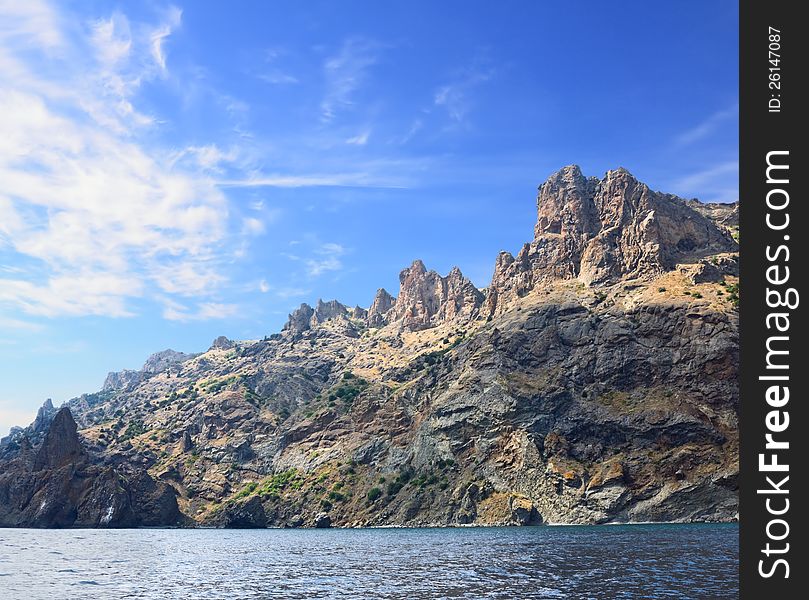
[0,166,739,528]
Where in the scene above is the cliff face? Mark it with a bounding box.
[485,166,737,315]
[0,166,739,528]
[0,408,183,528]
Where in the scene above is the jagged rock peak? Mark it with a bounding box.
[388,260,484,330]
[368,288,396,327]
[484,165,739,315]
[283,303,315,334]
[313,299,348,323]
[283,300,351,334]
[102,369,143,392]
[534,164,601,238]
[32,398,57,433]
[210,336,234,351]
[142,349,193,374]
[33,407,85,471]
[349,305,368,320]
[486,165,738,314]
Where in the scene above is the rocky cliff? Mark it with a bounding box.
[0,166,739,528]
[0,407,183,527]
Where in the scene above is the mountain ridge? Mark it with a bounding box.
[0,165,740,528]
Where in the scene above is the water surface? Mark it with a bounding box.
[0,523,738,599]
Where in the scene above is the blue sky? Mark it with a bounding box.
[0,0,738,433]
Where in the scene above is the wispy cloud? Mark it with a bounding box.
[345,129,370,145]
[670,160,738,203]
[0,315,44,332]
[255,46,299,85]
[674,104,738,147]
[275,286,310,299]
[306,242,346,277]
[0,2,232,320]
[161,298,239,322]
[391,118,423,145]
[434,60,495,124]
[217,172,408,189]
[170,144,238,172]
[85,7,182,131]
[0,0,63,50]
[149,6,182,73]
[320,38,380,122]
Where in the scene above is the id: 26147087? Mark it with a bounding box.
[768,26,782,113]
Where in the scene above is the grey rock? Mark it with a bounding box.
[210,336,234,350]
[142,349,192,374]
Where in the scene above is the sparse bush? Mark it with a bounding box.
[118,419,147,442]
[366,487,382,503]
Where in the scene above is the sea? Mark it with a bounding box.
[0,523,738,599]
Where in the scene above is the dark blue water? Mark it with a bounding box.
[0,523,738,599]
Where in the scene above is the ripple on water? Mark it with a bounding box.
[0,524,738,599]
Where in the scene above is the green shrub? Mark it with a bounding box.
[235,481,258,499]
[366,487,382,503]
[118,419,147,442]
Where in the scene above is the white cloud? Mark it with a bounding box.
[391,119,422,145]
[149,6,182,73]
[173,144,238,172]
[434,62,494,124]
[345,130,370,145]
[84,8,179,132]
[0,2,232,320]
[217,170,409,189]
[674,104,738,147]
[305,242,346,277]
[275,287,310,299]
[670,161,739,203]
[241,216,266,236]
[256,46,299,85]
[258,71,299,85]
[320,38,379,122]
[258,279,270,293]
[0,272,141,317]
[161,298,239,322]
[0,315,44,331]
[0,0,63,50]
[674,161,738,192]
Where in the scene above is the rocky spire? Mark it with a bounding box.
[312,299,348,324]
[485,165,738,314]
[32,398,56,434]
[349,305,368,320]
[368,288,395,326]
[209,336,234,350]
[534,164,601,239]
[283,303,315,334]
[33,407,85,471]
[387,260,483,330]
